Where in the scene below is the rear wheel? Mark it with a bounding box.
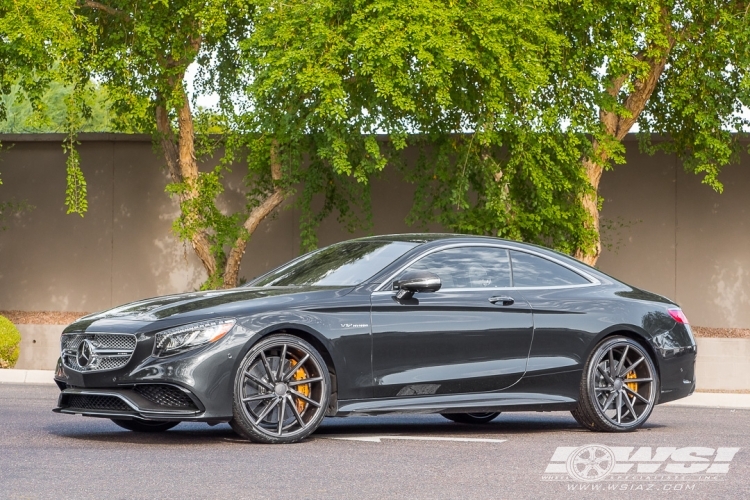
[571,336,658,432]
[441,412,500,424]
[230,334,330,444]
[111,419,178,432]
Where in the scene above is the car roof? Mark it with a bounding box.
[349,233,614,284]
[351,233,555,252]
[350,233,521,245]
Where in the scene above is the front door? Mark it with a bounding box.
[370,246,534,399]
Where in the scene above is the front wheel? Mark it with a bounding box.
[571,336,658,432]
[230,334,331,444]
[441,412,500,424]
[111,419,179,432]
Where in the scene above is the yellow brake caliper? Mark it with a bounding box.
[289,359,310,414]
[626,370,638,393]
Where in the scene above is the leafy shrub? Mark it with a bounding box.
[0,315,21,368]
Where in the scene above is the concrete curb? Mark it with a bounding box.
[662,392,750,409]
[0,369,55,385]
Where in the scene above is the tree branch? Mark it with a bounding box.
[80,1,123,16]
[223,140,286,287]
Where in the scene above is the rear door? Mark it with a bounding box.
[370,245,534,399]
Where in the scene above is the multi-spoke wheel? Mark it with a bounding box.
[111,419,179,432]
[230,334,330,444]
[441,412,500,424]
[572,336,658,432]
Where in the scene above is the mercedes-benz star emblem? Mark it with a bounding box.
[76,339,95,368]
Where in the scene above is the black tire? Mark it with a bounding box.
[111,419,179,432]
[441,412,500,424]
[230,334,331,444]
[571,336,659,432]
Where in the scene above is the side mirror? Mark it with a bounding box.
[393,271,441,300]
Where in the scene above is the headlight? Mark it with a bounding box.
[153,319,236,357]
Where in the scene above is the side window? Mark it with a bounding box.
[510,251,590,287]
[401,247,511,288]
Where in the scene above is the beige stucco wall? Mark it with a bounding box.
[0,134,747,328]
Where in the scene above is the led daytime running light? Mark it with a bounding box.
[154,319,236,356]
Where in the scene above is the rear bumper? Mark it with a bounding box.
[655,347,697,405]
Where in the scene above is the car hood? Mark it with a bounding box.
[64,286,347,333]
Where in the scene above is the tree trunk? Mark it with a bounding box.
[574,155,604,266]
[222,140,286,288]
[155,93,218,279]
[573,34,673,265]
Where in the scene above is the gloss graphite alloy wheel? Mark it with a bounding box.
[230,334,330,444]
[572,336,658,432]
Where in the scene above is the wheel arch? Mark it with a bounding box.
[236,323,340,406]
[588,326,661,381]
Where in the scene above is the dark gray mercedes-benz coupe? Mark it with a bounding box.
[53,234,696,443]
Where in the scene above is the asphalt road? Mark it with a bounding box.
[1,384,749,500]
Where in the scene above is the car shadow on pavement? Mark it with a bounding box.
[45,412,665,445]
[317,413,584,436]
[46,420,238,445]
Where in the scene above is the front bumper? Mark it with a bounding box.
[53,384,206,421]
[54,324,256,422]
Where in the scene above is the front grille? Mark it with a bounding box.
[63,334,136,351]
[135,385,198,409]
[61,333,136,372]
[64,394,131,412]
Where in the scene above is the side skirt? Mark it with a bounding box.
[335,391,577,416]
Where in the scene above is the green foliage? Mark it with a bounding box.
[239,0,588,252]
[1,0,92,216]
[0,0,77,122]
[403,0,750,257]
[406,132,596,254]
[0,80,115,133]
[550,0,750,188]
[62,132,87,216]
[166,165,245,258]
[0,315,21,369]
[8,0,745,277]
[69,1,257,286]
[72,0,252,134]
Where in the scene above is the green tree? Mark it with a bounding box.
[242,0,592,257]
[71,0,264,288]
[74,0,592,288]
[1,0,89,215]
[77,0,535,288]
[74,0,372,289]
[394,1,750,264]
[551,0,750,264]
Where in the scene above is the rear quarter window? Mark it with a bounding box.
[511,251,590,287]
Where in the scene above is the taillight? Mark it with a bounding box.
[668,308,689,324]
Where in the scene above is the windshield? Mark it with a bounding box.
[250,240,418,287]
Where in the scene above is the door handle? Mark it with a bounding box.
[488,296,515,306]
